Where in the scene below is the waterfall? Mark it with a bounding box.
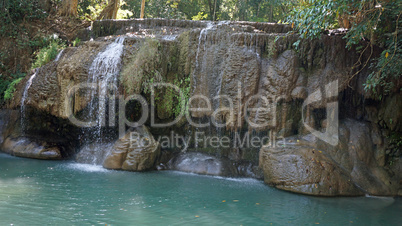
[20,70,38,132]
[88,36,125,134]
[77,37,125,165]
[193,22,213,86]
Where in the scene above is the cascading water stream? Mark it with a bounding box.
[249,34,265,128]
[76,36,125,164]
[191,21,232,148]
[190,22,214,151]
[192,22,214,91]
[20,70,38,133]
[54,49,65,62]
[88,36,125,134]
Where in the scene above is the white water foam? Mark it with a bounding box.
[64,163,109,173]
[168,170,262,184]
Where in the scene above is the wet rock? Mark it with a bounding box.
[167,152,237,177]
[103,126,160,171]
[1,137,62,160]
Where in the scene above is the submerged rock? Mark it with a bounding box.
[103,126,160,171]
[167,152,237,177]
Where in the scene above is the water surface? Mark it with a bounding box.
[0,153,400,225]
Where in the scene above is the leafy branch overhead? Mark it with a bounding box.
[286,0,401,96]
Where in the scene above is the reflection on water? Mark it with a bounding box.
[0,153,400,225]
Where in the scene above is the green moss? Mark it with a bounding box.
[263,36,278,59]
[121,38,162,95]
[121,38,191,119]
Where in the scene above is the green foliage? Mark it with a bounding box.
[72,37,81,47]
[0,71,25,102]
[4,78,24,101]
[192,12,208,21]
[32,40,65,69]
[122,0,295,21]
[171,75,191,117]
[287,0,401,95]
[386,131,402,165]
[0,0,50,103]
[365,38,402,98]
[219,0,297,22]
[152,74,190,118]
[122,0,185,19]
[0,0,46,33]
[77,0,105,20]
[286,0,340,42]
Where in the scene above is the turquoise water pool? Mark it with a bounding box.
[0,153,400,225]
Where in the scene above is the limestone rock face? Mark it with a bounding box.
[10,41,109,119]
[103,126,160,171]
[259,119,401,196]
[167,152,237,177]
[260,145,363,196]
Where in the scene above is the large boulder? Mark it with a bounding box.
[260,145,363,196]
[259,119,401,196]
[1,137,62,160]
[103,126,160,171]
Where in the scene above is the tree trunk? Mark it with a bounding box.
[59,0,78,17]
[97,0,120,20]
[213,0,216,21]
[140,0,145,18]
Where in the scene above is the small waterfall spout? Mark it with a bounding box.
[20,70,38,132]
[194,22,214,71]
[54,49,65,62]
